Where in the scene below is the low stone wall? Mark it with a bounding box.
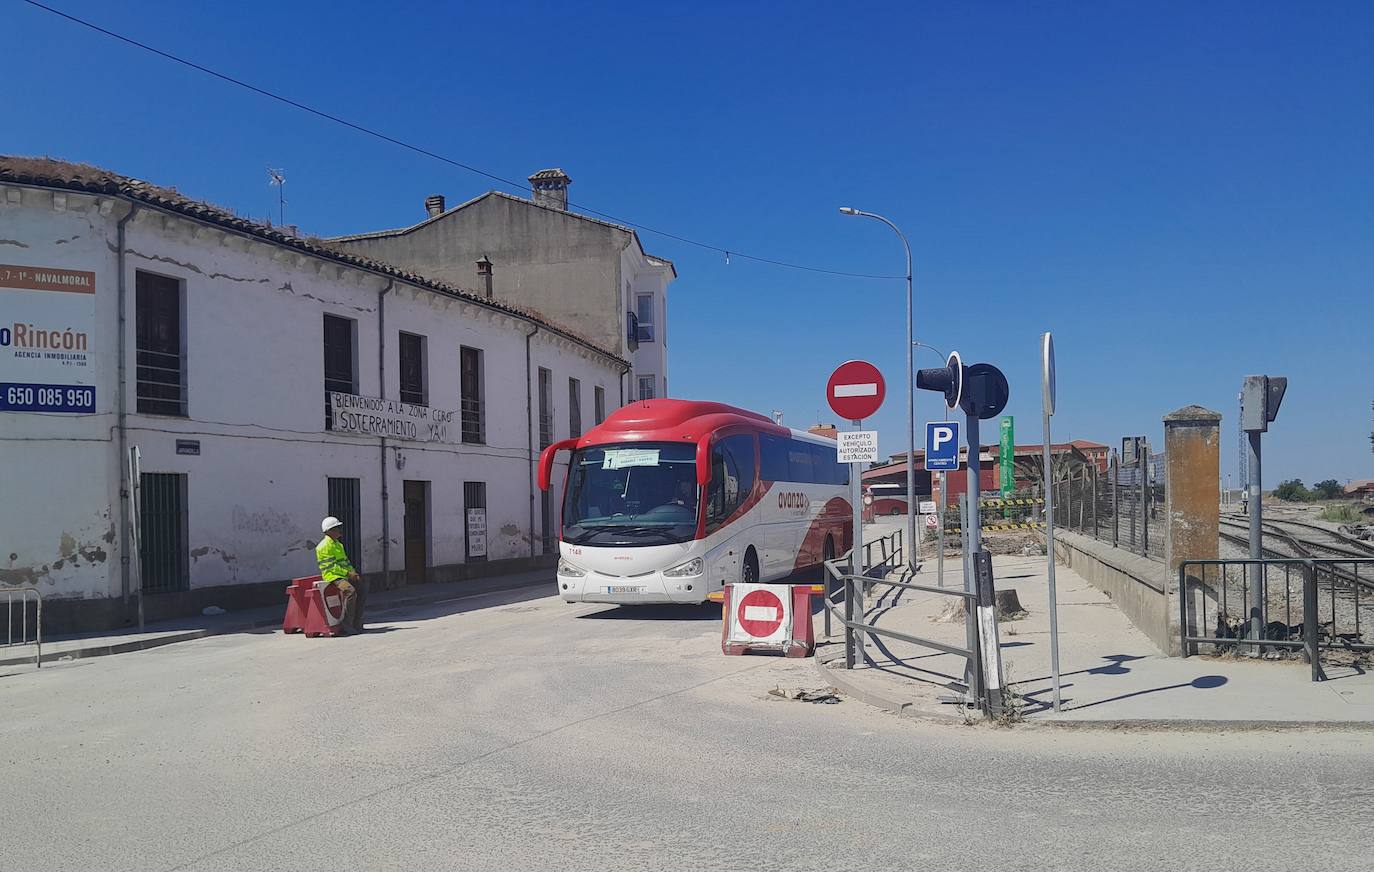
[1050,530,1178,655]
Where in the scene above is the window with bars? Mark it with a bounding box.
[460,346,484,444]
[399,332,426,406]
[594,386,606,425]
[568,377,582,438]
[327,477,362,570]
[323,314,356,429]
[538,367,553,449]
[135,272,185,416]
[638,375,656,401]
[138,472,188,593]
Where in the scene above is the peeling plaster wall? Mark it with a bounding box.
[0,192,122,599]
[1,187,620,611]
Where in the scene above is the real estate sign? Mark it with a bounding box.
[0,263,97,413]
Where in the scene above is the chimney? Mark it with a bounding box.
[424,194,446,218]
[475,255,494,299]
[528,168,571,211]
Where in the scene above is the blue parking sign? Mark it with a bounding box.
[926,421,960,471]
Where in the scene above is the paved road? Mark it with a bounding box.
[2,581,1372,871]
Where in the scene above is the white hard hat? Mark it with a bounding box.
[321,516,344,534]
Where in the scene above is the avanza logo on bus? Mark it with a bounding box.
[778,492,810,511]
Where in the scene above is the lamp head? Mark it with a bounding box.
[838,206,859,215]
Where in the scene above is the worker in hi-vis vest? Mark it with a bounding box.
[316,516,364,632]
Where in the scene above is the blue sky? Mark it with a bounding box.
[5,1,1371,485]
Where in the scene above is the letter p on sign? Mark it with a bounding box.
[925,421,961,471]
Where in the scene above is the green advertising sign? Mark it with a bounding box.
[999,416,1014,496]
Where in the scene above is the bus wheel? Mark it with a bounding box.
[742,549,759,584]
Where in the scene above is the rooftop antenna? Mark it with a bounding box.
[771,410,784,425]
[267,167,286,227]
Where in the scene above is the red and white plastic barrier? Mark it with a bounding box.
[711,582,822,658]
[282,574,321,634]
[304,580,350,637]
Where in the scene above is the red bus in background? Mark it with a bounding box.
[539,399,852,605]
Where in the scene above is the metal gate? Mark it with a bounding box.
[327,477,362,571]
[139,473,188,594]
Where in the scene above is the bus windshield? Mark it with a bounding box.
[562,442,699,546]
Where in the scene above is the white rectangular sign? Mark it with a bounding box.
[329,392,456,443]
[919,500,938,515]
[603,448,660,469]
[466,508,487,558]
[1,263,98,413]
[837,430,879,464]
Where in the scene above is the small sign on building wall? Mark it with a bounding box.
[175,439,201,456]
[837,430,879,464]
[466,508,487,558]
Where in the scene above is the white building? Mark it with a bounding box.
[328,168,675,404]
[0,157,628,633]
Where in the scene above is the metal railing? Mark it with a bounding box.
[4,588,43,668]
[821,528,979,669]
[1179,558,1374,680]
[1052,451,1165,561]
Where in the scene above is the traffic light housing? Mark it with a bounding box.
[1240,375,1287,432]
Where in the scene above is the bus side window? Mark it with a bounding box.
[788,441,813,483]
[760,433,789,481]
[810,443,836,485]
[706,435,755,533]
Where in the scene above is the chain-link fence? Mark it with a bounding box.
[1052,448,1165,562]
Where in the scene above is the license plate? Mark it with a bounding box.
[606,586,644,594]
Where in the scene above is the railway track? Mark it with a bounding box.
[1218,515,1374,560]
[1217,518,1374,597]
[1242,513,1374,556]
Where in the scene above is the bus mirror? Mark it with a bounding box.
[696,438,712,486]
[537,438,579,490]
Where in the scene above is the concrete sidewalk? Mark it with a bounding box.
[819,553,1374,725]
[0,569,556,668]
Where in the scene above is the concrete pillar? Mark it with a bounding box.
[1163,405,1221,654]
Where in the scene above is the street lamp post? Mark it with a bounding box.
[840,207,915,569]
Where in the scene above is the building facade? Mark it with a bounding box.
[328,169,675,404]
[0,158,627,632]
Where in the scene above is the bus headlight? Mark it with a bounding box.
[664,557,704,578]
[557,558,587,578]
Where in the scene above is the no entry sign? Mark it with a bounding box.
[826,360,886,421]
[736,587,786,639]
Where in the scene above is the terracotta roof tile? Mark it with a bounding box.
[0,156,625,363]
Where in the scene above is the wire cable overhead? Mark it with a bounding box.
[19,0,904,280]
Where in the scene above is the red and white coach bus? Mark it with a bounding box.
[538,399,852,604]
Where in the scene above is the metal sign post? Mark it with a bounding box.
[1041,332,1062,712]
[937,471,945,588]
[127,446,144,633]
[850,417,867,665]
[827,360,887,668]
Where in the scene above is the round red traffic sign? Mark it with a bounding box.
[737,588,785,638]
[320,582,346,623]
[826,360,886,421]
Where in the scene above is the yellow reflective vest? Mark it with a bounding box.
[315,536,355,582]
